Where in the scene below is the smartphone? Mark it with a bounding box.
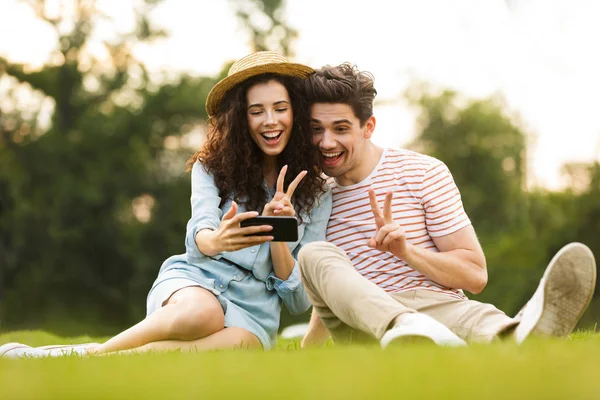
[240,216,299,242]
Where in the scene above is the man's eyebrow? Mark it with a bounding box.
[333,119,353,125]
[248,100,290,109]
[310,118,353,125]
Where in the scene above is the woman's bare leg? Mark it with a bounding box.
[90,286,224,354]
[112,327,262,355]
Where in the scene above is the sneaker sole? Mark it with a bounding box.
[382,332,437,348]
[37,342,100,351]
[0,343,29,357]
[533,242,596,337]
[380,315,467,348]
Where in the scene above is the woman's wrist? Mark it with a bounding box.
[270,242,294,280]
[195,229,220,257]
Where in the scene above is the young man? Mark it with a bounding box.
[298,63,597,347]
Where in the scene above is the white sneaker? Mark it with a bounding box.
[0,343,51,359]
[380,313,467,348]
[514,242,597,344]
[0,342,97,358]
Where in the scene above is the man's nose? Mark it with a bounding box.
[320,129,336,148]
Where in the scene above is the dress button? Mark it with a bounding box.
[233,275,237,280]
[219,284,224,288]
[251,249,255,253]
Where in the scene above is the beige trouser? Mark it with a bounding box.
[298,241,518,344]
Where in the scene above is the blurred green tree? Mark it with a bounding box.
[230,0,298,56]
[407,86,599,326]
[407,86,528,237]
[406,86,539,314]
[0,0,310,335]
[0,0,215,334]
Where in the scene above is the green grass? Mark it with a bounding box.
[2,331,600,399]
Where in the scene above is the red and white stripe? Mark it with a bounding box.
[326,148,471,299]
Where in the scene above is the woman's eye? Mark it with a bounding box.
[276,108,288,112]
[249,111,262,115]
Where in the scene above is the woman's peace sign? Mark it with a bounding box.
[263,165,307,217]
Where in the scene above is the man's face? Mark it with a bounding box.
[310,103,374,182]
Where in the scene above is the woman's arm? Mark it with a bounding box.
[263,166,307,280]
[186,162,273,262]
[269,242,295,280]
[266,189,333,315]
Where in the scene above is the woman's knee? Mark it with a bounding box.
[169,301,224,340]
[165,289,225,340]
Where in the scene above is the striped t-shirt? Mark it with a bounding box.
[326,148,471,299]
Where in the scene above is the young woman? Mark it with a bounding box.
[1,52,331,357]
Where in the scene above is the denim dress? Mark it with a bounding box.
[146,162,332,349]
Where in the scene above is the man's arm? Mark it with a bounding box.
[402,225,487,294]
[368,189,487,294]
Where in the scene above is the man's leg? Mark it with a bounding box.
[299,241,411,344]
[299,241,465,347]
[394,290,517,343]
[399,242,597,344]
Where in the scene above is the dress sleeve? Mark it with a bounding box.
[185,162,224,263]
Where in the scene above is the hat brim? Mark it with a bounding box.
[205,62,314,117]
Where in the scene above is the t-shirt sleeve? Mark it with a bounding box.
[420,159,471,237]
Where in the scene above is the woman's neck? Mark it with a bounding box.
[263,156,278,188]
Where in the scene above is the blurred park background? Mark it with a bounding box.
[1,0,599,336]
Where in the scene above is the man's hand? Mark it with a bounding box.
[263,165,307,217]
[367,189,409,258]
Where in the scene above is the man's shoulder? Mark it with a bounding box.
[384,148,443,169]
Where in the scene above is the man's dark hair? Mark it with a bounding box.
[303,63,377,126]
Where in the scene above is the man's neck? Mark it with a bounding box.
[335,143,384,186]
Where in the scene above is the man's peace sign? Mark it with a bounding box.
[367,188,409,258]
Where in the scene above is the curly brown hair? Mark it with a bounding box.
[186,73,327,219]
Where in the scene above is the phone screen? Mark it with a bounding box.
[240,216,299,242]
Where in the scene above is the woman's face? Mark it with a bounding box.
[246,80,294,159]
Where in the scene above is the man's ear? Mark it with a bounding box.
[363,116,376,139]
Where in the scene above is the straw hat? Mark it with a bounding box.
[205,51,314,117]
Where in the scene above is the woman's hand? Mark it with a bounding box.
[196,201,274,256]
[263,165,307,217]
